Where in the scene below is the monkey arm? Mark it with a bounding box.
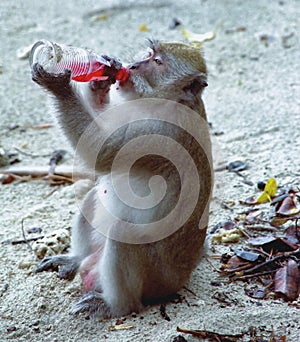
[32,63,117,170]
[31,63,96,144]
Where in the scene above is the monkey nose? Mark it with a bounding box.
[128,62,141,70]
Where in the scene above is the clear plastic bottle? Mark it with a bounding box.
[29,40,130,83]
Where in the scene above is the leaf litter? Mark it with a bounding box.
[212,177,300,303]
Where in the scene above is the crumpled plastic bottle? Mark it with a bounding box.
[29,40,130,83]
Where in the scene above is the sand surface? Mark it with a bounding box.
[0,0,299,341]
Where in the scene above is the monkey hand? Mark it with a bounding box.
[32,63,72,97]
[70,291,111,319]
[101,55,122,71]
[89,56,122,91]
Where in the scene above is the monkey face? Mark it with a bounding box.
[127,47,169,89]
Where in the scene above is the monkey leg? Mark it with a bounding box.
[71,237,144,318]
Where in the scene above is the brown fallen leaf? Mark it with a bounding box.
[276,196,300,216]
[210,220,235,234]
[241,196,257,205]
[222,255,250,272]
[270,216,289,227]
[244,209,262,223]
[274,259,300,301]
[248,236,298,253]
[1,174,16,184]
[285,225,300,245]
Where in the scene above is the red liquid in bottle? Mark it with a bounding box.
[71,61,108,82]
[72,61,130,83]
[30,40,130,84]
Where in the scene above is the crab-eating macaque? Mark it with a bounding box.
[32,39,213,318]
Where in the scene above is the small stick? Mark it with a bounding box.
[237,225,251,238]
[0,165,94,180]
[159,304,171,321]
[21,218,33,253]
[46,174,74,184]
[224,249,300,276]
[233,269,277,280]
[182,286,197,297]
[177,326,244,341]
[204,256,223,273]
[246,224,278,232]
[14,147,51,158]
[1,236,44,245]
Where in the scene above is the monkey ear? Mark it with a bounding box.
[183,73,208,96]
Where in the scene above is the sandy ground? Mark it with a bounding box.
[0,0,300,341]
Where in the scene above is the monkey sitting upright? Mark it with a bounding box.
[32,39,213,318]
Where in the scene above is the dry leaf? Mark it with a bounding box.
[245,209,262,223]
[1,174,16,184]
[181,22,222,48]
[181,28,215,48]
[108,323,134,331]
[223,255,250,271]
[248,236,298,253]
[285,225,300,245]
[139,24,148,32]
[276,196,300,216]
[274,259,300,301]
[211,220,235,234]
[270,216,289,227]
[257,177,277,203]
[241,196,258,205]
[93,12,109,21]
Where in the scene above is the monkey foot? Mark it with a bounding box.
[70,291,111,318]
[35,255,80,280]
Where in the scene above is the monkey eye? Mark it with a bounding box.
[154,56,163,65]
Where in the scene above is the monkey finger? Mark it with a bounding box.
[35,256,60,273]
[101,55,122,70]
[31,63,72,91]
